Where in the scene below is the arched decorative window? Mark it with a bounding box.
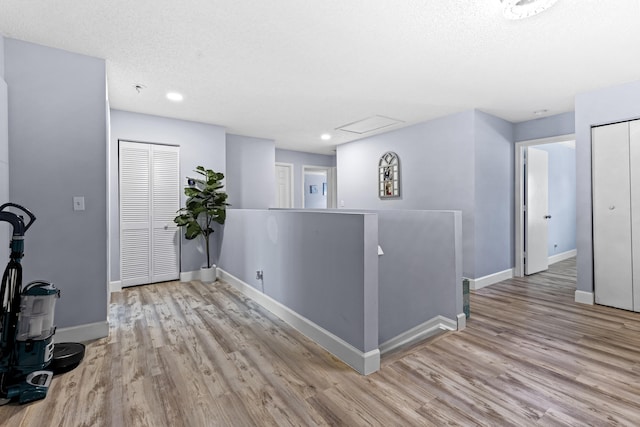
[378,151,400,198]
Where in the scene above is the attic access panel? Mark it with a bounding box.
[338,115,404,134]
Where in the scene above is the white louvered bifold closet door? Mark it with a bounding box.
[120,141,180,287]
[151,146,180,282]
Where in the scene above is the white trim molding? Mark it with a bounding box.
[466,250,576,293]
[180,270,199,282]
[514,133,576,277]
[549,249,577,265]
[301,165,337,209]
[379,315,457,356]
[575,290,594,305]
[113,269,215,292]
[218,268,380,375]
[54,321,109,343]
[456,313,467,331]
[467,268,514,290]
[109,280,122,293]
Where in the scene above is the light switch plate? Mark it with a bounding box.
[73,196,85,211]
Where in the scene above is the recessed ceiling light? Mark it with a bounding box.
[166,92,184,102]
[321,134,331,141]
[501,0,559,20]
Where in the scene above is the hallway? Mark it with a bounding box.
[4,257,640,425]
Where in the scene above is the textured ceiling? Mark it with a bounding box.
[0,0,639,154]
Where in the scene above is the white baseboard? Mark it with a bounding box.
[379,315,457,356]
[456,313,466,331]
[549,249,577,265]
[109,280,122,293]
[112,270,212,290]
[180,268,219,283]
[467,268,514,290]
[180,270,199,282]
[218,268,380,375]
[575,290,594,305]
[55,321,109,343]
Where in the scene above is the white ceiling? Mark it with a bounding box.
[0,0,639,154]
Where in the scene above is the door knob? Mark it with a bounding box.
[609,206,616,210]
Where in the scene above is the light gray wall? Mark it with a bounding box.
[275,149,336,208]
[226,134,275,209]
[218,209,379,352]
[474,111,515,277]
[575,80,640,294]
[337,110,477,277]
[0,37,8,267]
[303,173,327,208]
[377,210,462,343]
[109,109,226,279]
[0,36,4,79]
[514,111,575,142]
[536,142,576,256]
[5,39,107,329]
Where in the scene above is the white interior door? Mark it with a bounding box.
[629,120,640,311]
[120,141,180,287]
[525,147,550,275]
[275,163,293,208]
[120,142,151,286]
[151,146,180,282]
[592,123,633,310]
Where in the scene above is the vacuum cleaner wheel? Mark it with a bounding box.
[51,342,85,375]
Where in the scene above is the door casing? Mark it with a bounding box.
[302,165,337,209]
[514,133,575,277]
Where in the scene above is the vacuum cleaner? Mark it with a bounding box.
[0,203,84,405]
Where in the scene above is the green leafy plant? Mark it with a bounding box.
[174,166,229,269]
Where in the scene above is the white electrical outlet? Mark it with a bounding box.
[73,196,85,211]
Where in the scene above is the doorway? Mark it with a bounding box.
[514,134,576,277]
[119,140,180,287]
[302,165,336,209]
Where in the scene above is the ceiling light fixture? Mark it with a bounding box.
[166,92,184,102]
[501,0,559,20]
[321,134,331,141]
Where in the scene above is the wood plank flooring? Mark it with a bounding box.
[4,257,640,426]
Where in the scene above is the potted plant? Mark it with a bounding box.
[174,166,229,283]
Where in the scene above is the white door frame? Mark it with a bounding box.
[302,165,337,209]
[514,133,575,277]
[275,162,294,208]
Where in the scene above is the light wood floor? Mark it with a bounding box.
[3,258,640,426]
